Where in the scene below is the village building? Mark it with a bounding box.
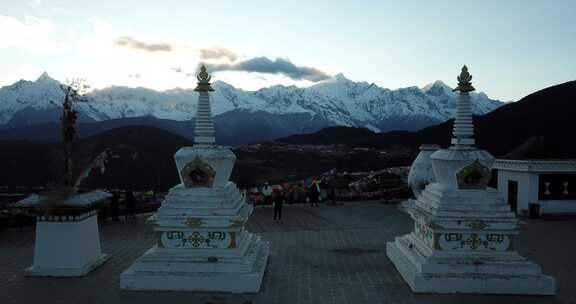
[492,159,576,217]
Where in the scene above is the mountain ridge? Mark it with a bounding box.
[0,72,503,132]
[0,110,335,146]
[278,80,576,159]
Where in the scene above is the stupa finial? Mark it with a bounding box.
[451,65,476,148]
[194,64,214,92]
[452,65,475,93]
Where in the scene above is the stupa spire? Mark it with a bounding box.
[451,65,476,149]
[193,65,215,145]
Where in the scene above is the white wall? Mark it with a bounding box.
[34,214,103,269]
[540,200,576,214]
[498,170,576,215]
[497,170,537,214]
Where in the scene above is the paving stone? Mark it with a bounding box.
[0,202,575,304]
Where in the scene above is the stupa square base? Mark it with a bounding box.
[25,211,110,277]
[25,253,110,277]
[120,241,269,293]
[387,239,555,295]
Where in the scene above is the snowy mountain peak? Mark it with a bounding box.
[0,71,504,132]
[422,80,450,90]
[34,71,60,87]
[333,73,350,82]
[422,80,454,96]
[36,71,51,81]
[213,80,239,90]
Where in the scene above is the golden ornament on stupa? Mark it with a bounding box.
[194,65,215,92]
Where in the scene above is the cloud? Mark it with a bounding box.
[198,47,237,62]
[111,34,238,63]
[28,0,43,9]
[203,57,330,82]
[0,14,58,50]
[171,67,182,73]
[255,75,268,81]
[128,73,141,78]
[52,7,72,15]
[114,36,172,52]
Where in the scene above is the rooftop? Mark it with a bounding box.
[494,159,576,172]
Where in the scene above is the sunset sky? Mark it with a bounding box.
[1,0,575,101]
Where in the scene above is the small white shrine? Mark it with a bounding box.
[17,190,111,277]
[387,66,556,295]
[493,159,576,216]
[120,66,270,292]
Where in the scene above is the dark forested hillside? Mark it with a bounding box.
[279,81,576,159]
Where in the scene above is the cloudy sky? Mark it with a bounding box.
[0,0,574,101]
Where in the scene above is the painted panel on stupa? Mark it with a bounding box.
[159,231,237,249]
[437,232,511,251]
[456,159,491,190]
[414,215,434,248]
[180,156,216,188]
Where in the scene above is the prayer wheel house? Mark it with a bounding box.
[387,66,556,295]
[120,66,270,292]
[492,159,576,217]
[16,190,111,277]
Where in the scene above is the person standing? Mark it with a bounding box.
[309,179,320,207]
[255,192,263,206]
[273,189,285,221]
[125,190,136,221]
[329,180,337,206]
[110,191,120,223]
[286,185,296,205]
[262,182,273,206]
[297,183,307,205]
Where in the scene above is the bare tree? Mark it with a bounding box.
[38,79,138,211]
[60,79,89,187]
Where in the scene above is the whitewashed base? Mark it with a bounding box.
[387,239,555,295]
[121,241,270,293]
[26,254,110,277]
[397,199,415,214]
[26,213,110,277]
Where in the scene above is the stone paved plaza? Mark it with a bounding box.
[1,202,575,304]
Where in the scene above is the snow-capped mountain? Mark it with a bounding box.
[0,72,503,131]
[0,72,109,127]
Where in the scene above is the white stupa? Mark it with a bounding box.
[386,66,555,295]
[120,65,270,292]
